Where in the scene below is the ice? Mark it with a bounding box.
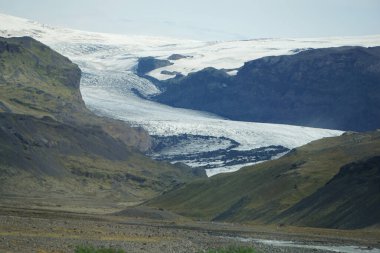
[82,86,342,177]
[1,13,380,82]
[3,13,367,175]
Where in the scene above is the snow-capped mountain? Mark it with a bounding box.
[3,13,377,176]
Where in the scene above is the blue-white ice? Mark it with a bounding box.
[4,13,379,176]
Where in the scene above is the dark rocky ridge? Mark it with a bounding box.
[167,54,191,60]
[154,46,380,131]
[136,56,173,76]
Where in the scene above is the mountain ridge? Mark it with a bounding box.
[3,13,371,175]
[154,46,380,131]
[0,36,204,209]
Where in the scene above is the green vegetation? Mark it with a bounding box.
[75,245,125,253]
[0,36,82,120]
[0,36,151,150]
[0,36,204,208]
[148,131,380,228]
[202,246,260,253]
[277,156,380,228]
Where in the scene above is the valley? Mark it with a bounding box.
[0,13,360,175]
[0,12,380,253]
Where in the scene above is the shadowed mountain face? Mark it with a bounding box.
[148,131,380,229]
[275,156,380,229]
[154,46,380,131]
[0,36,204,208]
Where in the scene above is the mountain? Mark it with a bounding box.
[0,36,204,209]
[147,130,380,229]
[0,36,150,150]
[2,13,372,175]
[154,46,380,132]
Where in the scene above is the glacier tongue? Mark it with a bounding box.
[81,85,341,177]
[0,13,351,176]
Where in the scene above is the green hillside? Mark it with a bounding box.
[0,36,204,209]
[148,131,380,228]
[276,156,380,228]
[0,36,83,119]
[0,36,151,150]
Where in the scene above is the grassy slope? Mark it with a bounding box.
[276,156,380,228]
[0,37,83,119]
[0,36,151,150]
[148,131,380,227]
[0,114,197,206]
[0,36,204,208]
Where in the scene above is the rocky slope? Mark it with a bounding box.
[0,36,204,208]
[154,46,380,131]
[148,130,380,229]
[137,57,173,76]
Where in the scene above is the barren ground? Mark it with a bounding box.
[0,203,379,253]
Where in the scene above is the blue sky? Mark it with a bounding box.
[0,0,379,40]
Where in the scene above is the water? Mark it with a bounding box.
[234,237,380,253]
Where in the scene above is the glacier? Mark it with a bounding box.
[3,13,378,176]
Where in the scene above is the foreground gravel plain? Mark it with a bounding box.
[0,206,379,253]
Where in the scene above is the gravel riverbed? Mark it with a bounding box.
[0,207,378,253]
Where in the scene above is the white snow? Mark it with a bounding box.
[1,13,380,81]
[81,86,341,150]
[82,86,342,177]
[2,13,376,176]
